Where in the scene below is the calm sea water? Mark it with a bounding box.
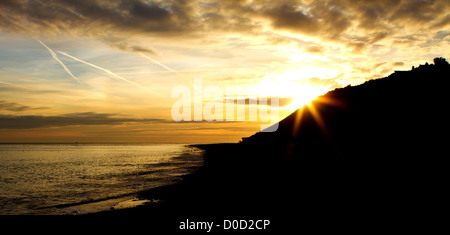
[0,144,204,215]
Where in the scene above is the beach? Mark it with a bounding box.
[2,140,445,233]
[85,143,367,232]
[80,139,446,233]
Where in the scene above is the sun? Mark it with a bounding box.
[287,84,329,110]
[255,73,330,111]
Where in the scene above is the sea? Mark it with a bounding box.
[0,143,204,215]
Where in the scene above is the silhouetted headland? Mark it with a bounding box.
[86,58,449,231]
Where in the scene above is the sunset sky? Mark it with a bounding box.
[0,0,449,143]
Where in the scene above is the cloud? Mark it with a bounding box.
[430,14,450,29]
[262,3,320,35]
[0,112,170,129]
[109,41,156,54]
[392,62,404,66]
[389,0,445,23]
[1,0,449,51]
[305,46,325,54]
[221,96,294,108]
[0,100,48,112]
[0,0,193,55]
[128,1,171,21]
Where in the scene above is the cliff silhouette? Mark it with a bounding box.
[244,57,449,164]
[86,58,449,232]
[192,58,449,227]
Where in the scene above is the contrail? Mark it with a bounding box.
[57,50,157,95]
[140,53,178,74]
[35,39,84,86]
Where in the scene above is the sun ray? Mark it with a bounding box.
[292,107,304,137]
[306,102,329,137]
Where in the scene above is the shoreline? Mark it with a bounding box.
[89,143,235,215]
[87,142,300,232]
[87,140,433,230]
[75,144,207,216]
[83,144,217,215]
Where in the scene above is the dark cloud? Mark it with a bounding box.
[0,112,170,129]
[260,1,353,38]
[370,32,390,44]
[430,14,450,29]
[109,41,156,54]
[0,0,194,53]
[392,62,404,66]
[309,1,353,37]
[373,62,388,69]
[262,3,320,34]
[357,6,387,30]
[434,30,450,40]
[0,0,449,52]
[217,96,294,108]
[346,42,366,53]
[344,31,391,52]
[419,30,450,47]
[305,45,324,54]
[0,100,48,112]
[128,1,171,21]
[389,0,444,23]
[259,0,448,48]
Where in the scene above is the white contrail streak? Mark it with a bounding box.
[140,53,178,74]
[35,39,84,86]
[57,50,157,95]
